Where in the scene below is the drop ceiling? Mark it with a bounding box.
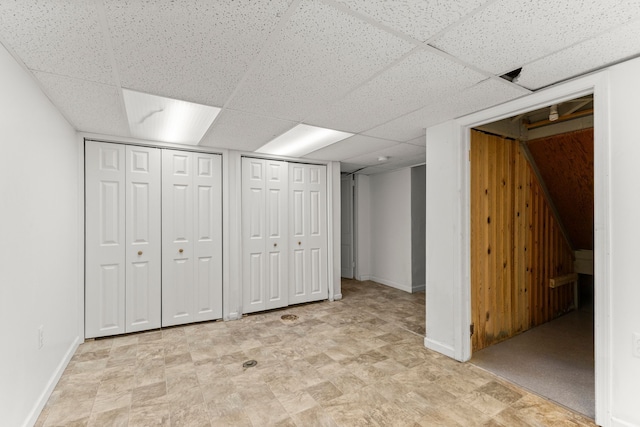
[1,0,639,175]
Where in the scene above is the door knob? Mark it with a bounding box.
[137,250,143,256]
[179,248,184,253]
[273,243,277,247]
[298,241,301,245]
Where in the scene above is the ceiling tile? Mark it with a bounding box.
[517,19,640,90]
[304,134,399,161]
[227,0,415,121]
[431,0,640,75]
[33,71,129,137]
[0,0,113,83]
[343,142,425,166]
[333,0,490,42]
[340,162,365,173]
[306,48,486,134]
[363,108,428,142]
[420,78,530,129]
[103,0,292,107]
[406,135,425,147]
[199,109,296,152]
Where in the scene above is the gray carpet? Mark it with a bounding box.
[470,306,595,418]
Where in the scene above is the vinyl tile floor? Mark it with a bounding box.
[35,279,596,426]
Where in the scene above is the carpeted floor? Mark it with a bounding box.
[470,305,595,418]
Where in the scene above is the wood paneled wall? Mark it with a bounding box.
[471,130,574,351]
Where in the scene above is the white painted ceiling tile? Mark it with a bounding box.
[304,134,399,161]
[340,162,365,173]
[363,108,428,142]
[103,0,291,107]
[0,0,113,83]
[406,135,425,147]
[33,72,129,136]
[344,142,425,165]
[307,49,486,133]
[432,0,640,75]
[420,78,529,129]
[199,109,296,152]
[518,19,640,90]
[227,0,415,121]
[333,0,490,42]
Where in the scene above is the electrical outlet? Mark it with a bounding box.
[38,326,44,349]
[633,332,640,358]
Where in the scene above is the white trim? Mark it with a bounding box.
[25,336,80,427]
[357,275,371,281]
[333,293,343,301]
[451,70,611,424]
[424,336,456,359]
[77,135,85,343]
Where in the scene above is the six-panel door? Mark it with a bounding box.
[241,158,289,314]
[86,142,127,338]
[125,145,161,333]
[289,163,328,305]
[162,150,222,327]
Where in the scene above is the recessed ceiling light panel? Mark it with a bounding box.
[255,124,353,158]
[122,89,220,145]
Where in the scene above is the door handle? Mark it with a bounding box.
[137,250,143,256]
[298,241,301,245]
[179,248,184,253]
[273,243,277,247]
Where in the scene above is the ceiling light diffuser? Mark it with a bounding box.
[122,89,221,145]
[255,124,353,158]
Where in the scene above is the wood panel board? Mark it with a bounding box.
[470,130,575,352]
[527,128,594,250]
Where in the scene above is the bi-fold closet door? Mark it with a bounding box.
[162,150,222,327]
[85,142,161,338]
[85,141,222,338]
[241,157,328,315]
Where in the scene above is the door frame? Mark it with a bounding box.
[451,71,610,424]
[340,174,355,279]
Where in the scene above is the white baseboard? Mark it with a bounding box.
[356,275,371,281]
[370,276,412,293]
[333,293,343,301]
[412,284,425,293]
[25,335,80,427]
[611,417,639,427]
[424,336,456,359]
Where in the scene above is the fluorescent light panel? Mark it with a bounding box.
[256,124,353,157]
[123,89,220,145]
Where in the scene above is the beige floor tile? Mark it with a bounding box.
[35,279,595,427]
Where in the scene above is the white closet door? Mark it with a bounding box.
[85,141,126,338]
[265,160,289,309]
[289,163,328,305]
[162,150,222,326]
[162,150,195,326]
[125,146,161,333]
[193,153,222,322]
[242,158,288,314]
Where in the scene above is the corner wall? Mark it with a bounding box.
[369,168,413,292]
[411,165,426,292]
[0,44,81,426]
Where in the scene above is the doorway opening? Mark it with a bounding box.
[467,96,595,418]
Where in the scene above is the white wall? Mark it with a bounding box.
[411,165,426,292]
[0,44,81,427]
[424,121,459,357]
[369,168,413,292]
[608,58,640,427]
[354,174,371,281]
